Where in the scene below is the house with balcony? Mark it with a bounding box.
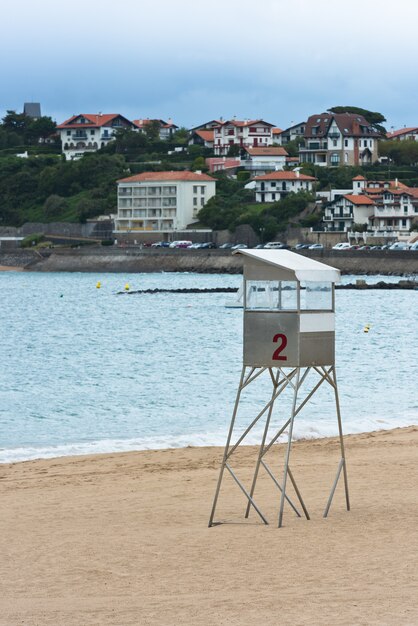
[323,176,418,236]
[252,171,316,202]
[133,118,178,140]
[240,146,288,174]
[213,119,275,155]
[57,113,135,160]
[299,112,381,167]
[114,171,216,234]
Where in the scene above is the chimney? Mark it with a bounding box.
[296,170,300,178]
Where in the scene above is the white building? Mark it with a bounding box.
[299,112,381,167]
[323,176,418,235]
[214,119,275,155]
[57,113,135,160]
[252,171,316,202]
[114,171,216,233]
[240,146,289,174]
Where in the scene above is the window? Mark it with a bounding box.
[201,186,205,194]
[193,198,197,206]
[67,130,71,136]
[300,282,333,310]
[333,140,337,147]
[272,193,276,201]
[91,130,95,135]
[193,186,198,193]
[200,197,205,206]
[330,153,340,165]
[228,129,234,135]
[245,281,297,311]
[345,139,348,147]
[271,182,276,187]
[249,127,257,132]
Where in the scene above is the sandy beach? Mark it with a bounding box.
[1,427,418,625]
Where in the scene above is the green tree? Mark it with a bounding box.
[329,106,387,134]
[143,120,161,142]
[43,194,68,218]
[171,127,189,145]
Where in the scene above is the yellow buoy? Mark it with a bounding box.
[96,281,101,289]
[124,283,130,291]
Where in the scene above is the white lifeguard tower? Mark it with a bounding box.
[209,250,350,528]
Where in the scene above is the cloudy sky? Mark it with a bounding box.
[1,0,417,130]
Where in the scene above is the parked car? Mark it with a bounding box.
[357,245,371,250]
[264,241,283,249]
[151,241,170,248]
[253,244,265,249]
[370,245,382,250]
[409,241,418,251]
[188,243,203,249]
[219,243,234,249]
[231,243,248,250]
[389,242,409,251]
[199,242,217,249]
[308,243,324,250]
[293,243,310,250]
[169,240,192,248]
[332,242,351,250]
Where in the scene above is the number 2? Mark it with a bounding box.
[272,333,287,361]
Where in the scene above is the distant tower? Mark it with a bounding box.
[23,103,41,119]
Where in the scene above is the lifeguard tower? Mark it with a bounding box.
[209,250,350,528]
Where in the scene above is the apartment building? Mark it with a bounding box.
[213,119,274,155]
[114,171,216,233]
[252,171,316,202]
[299,112,381,167]
[57,113,134,160]
[323,176,418,235]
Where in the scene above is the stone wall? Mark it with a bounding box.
[2,247,416,275]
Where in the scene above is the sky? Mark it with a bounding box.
[1,0,418,131]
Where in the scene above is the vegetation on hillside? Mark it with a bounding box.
[197,173,318,241]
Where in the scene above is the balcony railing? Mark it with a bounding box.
[328,132,340,139]
[299,143,328,151]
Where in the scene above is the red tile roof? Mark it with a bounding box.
[117,171,215,183]
[352,175,366,180]
[220,119,275,128]
[343,194,375,206]
[133,118,178,129]
[195,130,214,142]
[272,128,283,135]
[57,114,131,129]
[244,147,288,156]
[254,171,316,181]
[387,127,418,139]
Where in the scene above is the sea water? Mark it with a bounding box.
[0,271,416,462]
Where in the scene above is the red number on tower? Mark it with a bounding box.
[272,333,288,361]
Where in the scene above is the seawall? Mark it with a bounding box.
[1,247,417,275]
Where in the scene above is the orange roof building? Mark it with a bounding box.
[57,113,135,160]
[115,171,216,235]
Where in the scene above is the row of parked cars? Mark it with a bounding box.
[332,241,418,251]
[150,240,417,251]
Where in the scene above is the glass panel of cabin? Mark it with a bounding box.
[245,280,298,311]
[300,281,333,310]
